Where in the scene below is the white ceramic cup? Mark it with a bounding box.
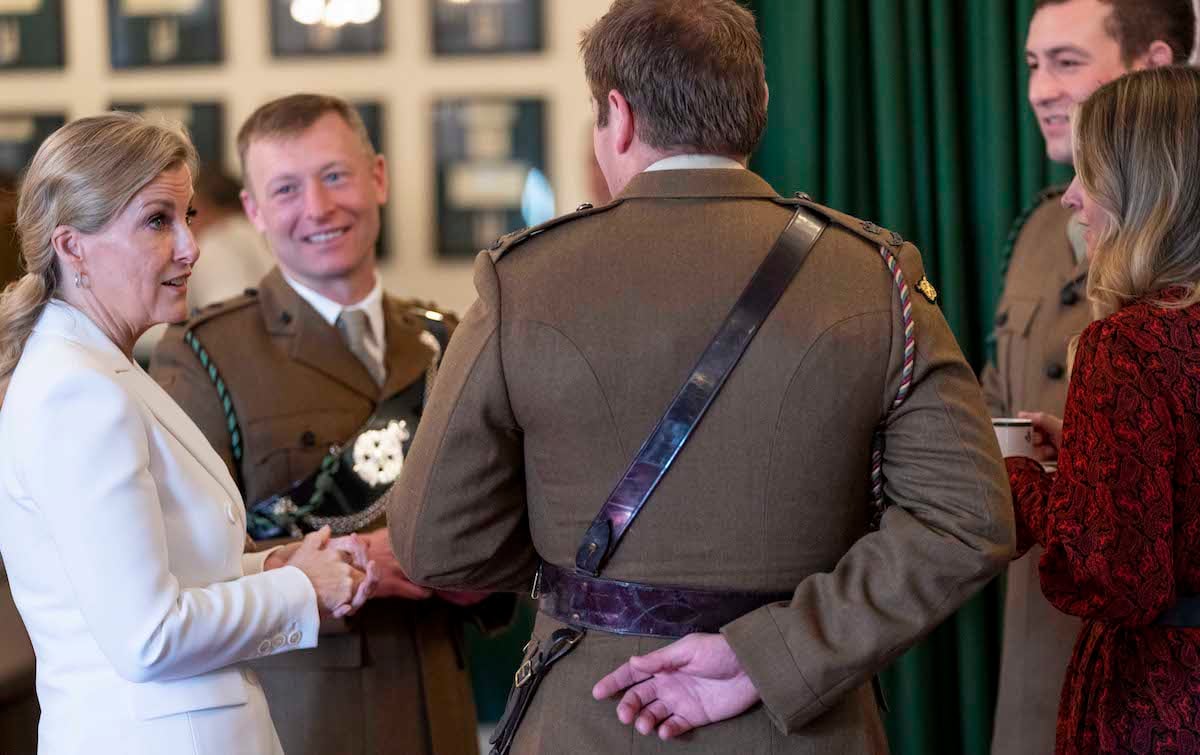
[992,418,1035,458]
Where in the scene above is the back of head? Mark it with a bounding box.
[580,0,766,157]
[1074,65,1200,316]
[1034,0,1196,63]
[0,112,198,378]
[236,93,374,178]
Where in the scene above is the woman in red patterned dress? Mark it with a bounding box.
[1008,65,1200,754]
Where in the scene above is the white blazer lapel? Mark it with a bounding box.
[121,371,244,510]
[33,301,244,510]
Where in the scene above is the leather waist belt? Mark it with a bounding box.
[535,562,792,639]
[1154,596,1200,626]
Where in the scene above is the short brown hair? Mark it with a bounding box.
[580,0,766,156]
[1033,0,1195,64]
[236,93,374,174]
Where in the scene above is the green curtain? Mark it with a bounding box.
[747,1,1072,753]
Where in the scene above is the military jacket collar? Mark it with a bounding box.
[616,168,780,200]
[256,268,434,403]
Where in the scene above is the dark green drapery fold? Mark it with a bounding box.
[748,1,1071,753]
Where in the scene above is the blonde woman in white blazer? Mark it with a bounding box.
[0,114,376,754]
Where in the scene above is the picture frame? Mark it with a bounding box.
[431,0,542,56]
[108,0,222,69]
[433,96,549,259]
[0,112,64,176]
[270,0,386,58]
[0,0,65,70]
[110,100,225,167]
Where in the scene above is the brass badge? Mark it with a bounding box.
[916,276,938,304]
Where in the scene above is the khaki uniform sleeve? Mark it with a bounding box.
[386,252,536,591]
[149,324,238,479]
[723,242,1016,733]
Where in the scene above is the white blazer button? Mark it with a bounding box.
[272,635,285,649]
[258,639,272,655]
[226,504,236,524]
[288,631,301,645]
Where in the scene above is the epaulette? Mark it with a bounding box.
[182,288,259,332]
[774,192,907,249]
[486,200,625,262]
[998,183,1068,284]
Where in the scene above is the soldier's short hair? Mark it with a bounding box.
[580,0,766,157]
[236,93,374,174]
[1033,0,1195,64]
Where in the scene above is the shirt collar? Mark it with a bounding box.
[281,272,385,347]
[643,154,746,172]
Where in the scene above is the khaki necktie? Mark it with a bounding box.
[336,309,385,387]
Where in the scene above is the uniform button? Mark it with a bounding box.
[272,635,285,650]
[288,631,302,645]
[1045,363,1065,380]
[1061,288,1080,306]
[258,639,272,655]
[280,311,293,324]
[994,311,1009,327]
[300,431,316,447]
[575,202,593,212]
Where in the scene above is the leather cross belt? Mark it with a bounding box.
[535,562,792,639]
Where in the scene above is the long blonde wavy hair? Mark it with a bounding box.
[0,112,197,379]
[1074,65,1200,319]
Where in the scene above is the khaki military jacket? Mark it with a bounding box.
[983,190,1091,755]
[387,168,1016,753]
[152,268,492,755]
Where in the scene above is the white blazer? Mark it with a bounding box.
[0,301,319,755]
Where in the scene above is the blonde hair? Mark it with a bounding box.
[1073,65,1200,318]
[0,112,198,378]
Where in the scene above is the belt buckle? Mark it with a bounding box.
[514,659,534,688]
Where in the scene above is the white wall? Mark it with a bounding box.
[0,0,611,313]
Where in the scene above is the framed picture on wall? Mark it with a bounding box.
[431,0,542,56]
[271,0,386,57]
[352,100,391,259]
[0,0,64,70]
[108,0,222,69]
[0,112,64,176]
[433,97,549,259]
[110,101,224,167]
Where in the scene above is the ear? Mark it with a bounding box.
[240,188,267,233]
[1140,40,1175,69]
[371,153,389,205]
[607,89,636,156]
[50,225,83,270]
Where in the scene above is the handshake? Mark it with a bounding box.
[263,526,488,619]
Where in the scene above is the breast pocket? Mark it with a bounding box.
[993,297,1040,411]
[242,410,361,504]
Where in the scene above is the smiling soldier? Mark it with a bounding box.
[150,93,513,755]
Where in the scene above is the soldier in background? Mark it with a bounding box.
[983,1,1194,753]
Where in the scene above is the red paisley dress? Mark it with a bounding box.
[1008,293,1200,754]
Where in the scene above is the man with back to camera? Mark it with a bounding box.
[984,2,1194,752]
[151,93,512,755]
[386,1,1016,752]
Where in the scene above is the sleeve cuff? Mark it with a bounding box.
[722,603,826,734]
[240,545,281,576]
[258,564,320,655]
